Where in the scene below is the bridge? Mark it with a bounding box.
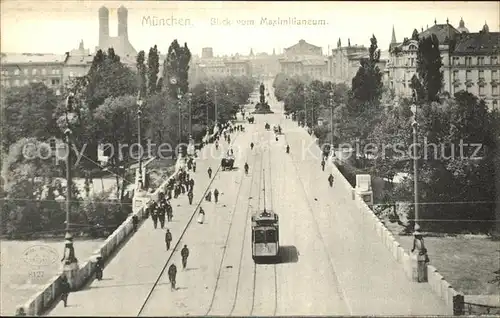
[27,83,454,316]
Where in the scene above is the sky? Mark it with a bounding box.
[1,1,499,57]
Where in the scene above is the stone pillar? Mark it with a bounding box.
[61,234,80,289]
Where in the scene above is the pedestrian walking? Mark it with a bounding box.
[166,201,173,222]
[286,144,290,154]
[250,142,254,150]
[244,162,249,175]
[181,245,189,270]
[150,201,159,229]
[197,207,205,224]
[321,159,325,171]
[193,161,197,172]
[208,167,212,179]
[205,190,212,202]
[165,229,173,251]
[187,190,193,205]
[158,200,166,229]
[60,275,71,307]
[95,255,104,280]
[132,215,138,232]
[328,174,334,187]
[189,178,195,192]
[168,264,177,290]
[214,188,219,203]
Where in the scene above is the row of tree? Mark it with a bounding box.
[273,34,500,234]
[1,39,255,238]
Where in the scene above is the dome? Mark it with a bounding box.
[118,5,127,13]
[98,6,108,14]
[457,17,469,33]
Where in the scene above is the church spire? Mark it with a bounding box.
[391,25,397,43]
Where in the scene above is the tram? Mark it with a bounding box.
[251,209,280,262]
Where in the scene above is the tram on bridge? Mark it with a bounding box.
[251,209,280,262]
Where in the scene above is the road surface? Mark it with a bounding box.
[47,84,449,316]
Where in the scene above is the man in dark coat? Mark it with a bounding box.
[207,167,212,179]
[165,229,173,251]
[168,264,177,290]
[321,159,326,171]
[150,201,159,229]
[214,188,219,203]
[181,245,189,270]
[187,190,194,205]
[60,275,71,307]
[193,161,197,172]
[328,174,334,187]
[158,200,166,229]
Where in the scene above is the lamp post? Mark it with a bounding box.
[411,89,420,233]
[329,91,334,148]
[214,86,218,125]
[303,86,308,127]
[136,93,144,189]
[205,90,209,125]
[187,92,193,136]
[177,90,182,152]
[58,92,79,270]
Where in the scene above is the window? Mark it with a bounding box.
[52,69,56,75]
[491,56,498,65]
[69,71,74,77]
[42,69,47,75]
[453,85,460,94]
[32,68,37,75]
[466,57,473,66]
[453,70,459,80]
[410,58,415,67]
[479,70,485,80]
[14,79,20,86]
[14,69,20,75]
[254,230,266,243]
[24,79,29,85]
[453,57,460,65]
[23,69,28,75]
[492,70,498,80]
[477,57,484,65]
[479,85,485,96]
[493,85,499,96]
[466,70,472,80]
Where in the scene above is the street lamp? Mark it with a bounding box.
[411,89,420,233]
[57,91,79,268]
[205,90,210,126]
[187,92,193,136]
[136,92,144,190]
[303,86,308,127]
[329,91,334,148]
[214,86,218,125]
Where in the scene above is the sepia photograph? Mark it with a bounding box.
[0,1,499,316]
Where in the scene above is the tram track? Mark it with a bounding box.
[204,148,263,316]
[282,130,353,315]
[136,133,243,317]
[250,134,278,317]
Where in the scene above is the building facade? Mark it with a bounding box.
[0,53,64,90]
[62,40,94,83]
[194,55,252,79]
[97,6,137,58]
[388,19,499,110]
[279,40,328,79]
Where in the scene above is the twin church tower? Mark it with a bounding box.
[97,6,137,57]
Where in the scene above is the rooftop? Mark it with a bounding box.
[419,23,460,44]
[452,32,500,55]
[1,53,66,64]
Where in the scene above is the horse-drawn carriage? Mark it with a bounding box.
[221,155,235,171]
[247,116,255,124]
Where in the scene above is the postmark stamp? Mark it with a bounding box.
[23,245,58,267]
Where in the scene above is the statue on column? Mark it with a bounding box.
[254,82,273,114]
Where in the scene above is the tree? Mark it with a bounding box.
[136,50,147,98]
[1,83,59,152]
[351,34,383,105]
[93,96,137,199]
[416,34,443,102]
[85,48,137,110]
[163,40,192,98]
[412,29,419,41]
[147,45,160,95]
